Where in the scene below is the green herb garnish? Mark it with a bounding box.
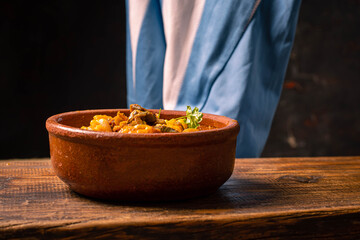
[176,106,203,129]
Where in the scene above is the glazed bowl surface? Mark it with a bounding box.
[46,109,239,201]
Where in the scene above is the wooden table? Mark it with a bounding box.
[1,157,359,239]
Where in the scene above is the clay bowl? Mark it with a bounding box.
[46,109,240,202]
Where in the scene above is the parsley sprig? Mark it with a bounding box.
[177,106,203,129]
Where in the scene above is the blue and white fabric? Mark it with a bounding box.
[125,0,301,157]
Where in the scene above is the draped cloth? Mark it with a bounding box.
[126,0,301,157]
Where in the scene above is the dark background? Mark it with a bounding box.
[1,1,359,159]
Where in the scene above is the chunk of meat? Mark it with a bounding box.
[130,104,146,112]
[127,105,157,125]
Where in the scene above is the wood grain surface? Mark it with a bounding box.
[1,157,360,239]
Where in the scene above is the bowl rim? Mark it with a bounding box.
[46,109,240,144]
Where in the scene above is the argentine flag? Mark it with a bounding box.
[126,0,301,157]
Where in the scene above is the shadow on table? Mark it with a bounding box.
[73,177,282,211]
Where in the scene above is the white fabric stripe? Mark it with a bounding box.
[161,0,206,110]
[129,0,150,88]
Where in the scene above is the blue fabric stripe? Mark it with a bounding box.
[202,0,301,157]
[127,0,166,109]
